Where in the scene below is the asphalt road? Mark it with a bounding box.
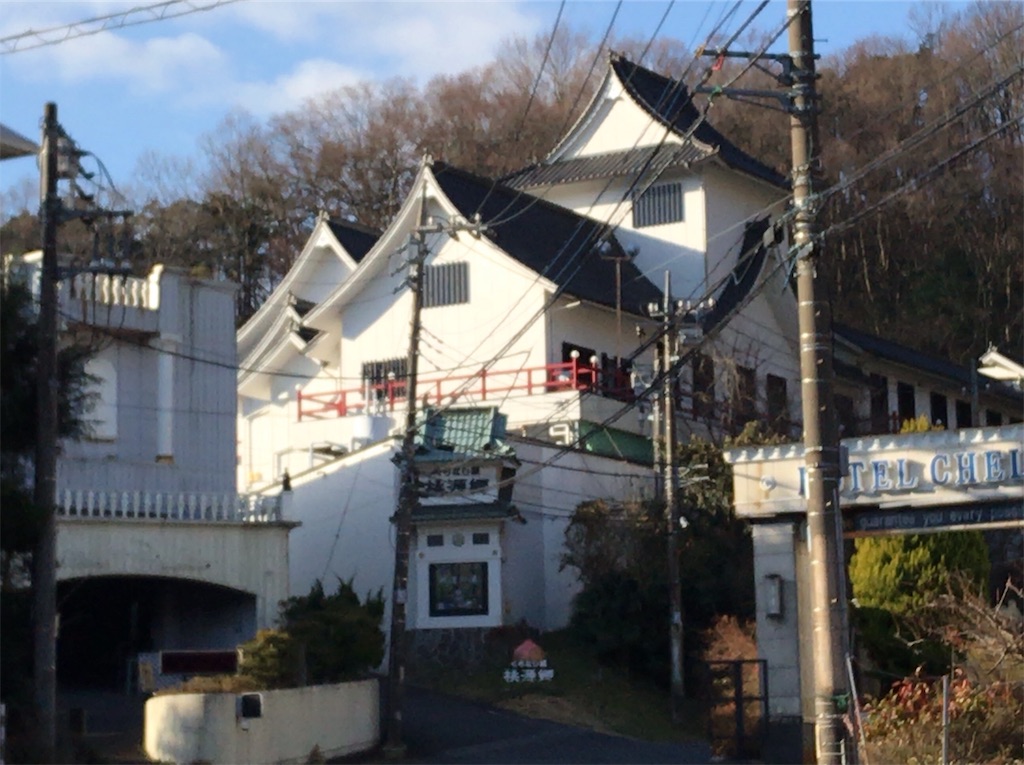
[398,685,716,764]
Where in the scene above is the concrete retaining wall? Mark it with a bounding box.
[143,679,379,764]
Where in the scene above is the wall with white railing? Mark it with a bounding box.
[144,680,380,765]
[56,489,282,523]
[57,512,293,630]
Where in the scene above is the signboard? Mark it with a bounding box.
[726,425,1024,526]
[417,464,500,505]
[846,500,1023,537]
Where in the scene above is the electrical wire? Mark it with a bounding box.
[0,0,243,55]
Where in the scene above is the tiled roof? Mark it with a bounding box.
[834,324,1023,403]
[504,145,703,189]
[411,501,517,522]
[327,219,379,262]
[432,162,663,315]
[415,406,515,460]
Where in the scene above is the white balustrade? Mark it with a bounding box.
[55,489,282,523]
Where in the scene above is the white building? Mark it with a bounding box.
[236,54,1022,666]
[8,255,291,690]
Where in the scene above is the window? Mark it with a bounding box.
[85,357,117,440]
[955,399,973,429]
[835,394,857,437]
[632,182,684,228]
[471,532,490,545]
[869,374,889,433]
[426,534,444,547]
[423,262,469,308]
[896,382,916,425]
[986,410,1003,427]
[362,357,407,399]
[429,562,488,617]
[766,374,789,434]
[692,352,715,419]
[929,392,948,429]
[728,366,757,433]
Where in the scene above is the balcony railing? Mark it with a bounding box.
[56,489,282,523]
[297,358,634,421]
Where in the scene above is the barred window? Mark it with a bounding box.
[362,357,407,399]
[423,261,469,308]
[632,183,684,228]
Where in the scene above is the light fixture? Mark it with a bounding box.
[765,574,784,619]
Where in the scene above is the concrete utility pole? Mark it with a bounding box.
[787,1,852,762]
[384,177,487,755]
[661,273,685,715]
[33,101,61,763]
[648,273,685,716]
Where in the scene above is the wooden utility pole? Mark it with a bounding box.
[787,1,852,762]
[384,173,488,755]
[384,190,429,757]
[33,101,60,763]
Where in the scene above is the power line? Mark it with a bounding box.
[0,0,243,55]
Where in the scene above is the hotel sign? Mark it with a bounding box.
[725,425,1024,522]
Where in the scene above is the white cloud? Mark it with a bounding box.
[9,30,227,96]
[231,58,367,116]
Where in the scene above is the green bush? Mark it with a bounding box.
[237,579,385,688]
[850,532,991,677]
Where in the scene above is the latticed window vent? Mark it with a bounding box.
[632,182,684,228]
[423,261,469,308]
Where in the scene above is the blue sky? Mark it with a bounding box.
[0,0,968,214]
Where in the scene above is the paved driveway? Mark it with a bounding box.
[401,686,715,764]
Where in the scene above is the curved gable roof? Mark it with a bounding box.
[326,219,379,263]
[431,162,662,315]
[610,55,787,189]
[507,54,787,190]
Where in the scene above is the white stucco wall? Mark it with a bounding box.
[144,680,379,764]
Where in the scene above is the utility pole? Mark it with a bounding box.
[662,273,685,716]
[787,1,851,762]
[696,2,853,759]
[33,101,61,763]
[648,273,684,717]
[384,190,428,758]
[384,173,487,755]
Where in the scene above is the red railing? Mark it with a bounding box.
[296,359,633,421]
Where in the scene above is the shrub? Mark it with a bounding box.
[862,672,1023,764]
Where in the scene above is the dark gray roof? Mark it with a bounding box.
[834,324,1023,403]
[505,54,787,191]
[327,219,378,262]
[701,218,771,331]
[432,162,663,315]
[1,124,38,160]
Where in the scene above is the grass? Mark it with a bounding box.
[413,630,708,745]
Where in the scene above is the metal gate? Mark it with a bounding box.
[702,659,768,760]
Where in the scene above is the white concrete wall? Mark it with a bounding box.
[57,519,291,631]
[750,522,803,718]
[144,679,379,764]
[61,269,238,495]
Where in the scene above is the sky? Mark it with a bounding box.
[0,0,969,214]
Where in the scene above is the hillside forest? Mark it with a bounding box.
[1,1,1020,366]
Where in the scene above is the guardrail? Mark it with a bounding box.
[297,359,633,421]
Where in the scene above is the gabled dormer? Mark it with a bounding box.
[506,53,789,304]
